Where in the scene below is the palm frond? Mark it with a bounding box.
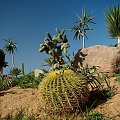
[4,38,17,54]
[105,5,120,38]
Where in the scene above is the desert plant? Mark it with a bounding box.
[39,28,70,70]
[2,108,40,120]
[38,69,90,114]
[13,72,43,88]
[114,72,120,84]
[77,64,111,92]
[0,75,13,90]
[21,62,25,76]
[10,67,21,77]
[70,8,95,49]
[105,5,120,48]
[83,111,112,120]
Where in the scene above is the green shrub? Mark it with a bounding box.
[115,73,120,84]
[83,111,112,120]
[0,75,13,90]
[1,109,39,120]
[38,69,90,113]
[0,72,44,90]
[13,73,43,89]
[10,67,21,77]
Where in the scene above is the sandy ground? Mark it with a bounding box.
[0,87,40,118]
[0,77,120,119]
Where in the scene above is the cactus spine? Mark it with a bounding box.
[38,69,89,113]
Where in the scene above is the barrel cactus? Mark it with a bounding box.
[38,69,90,113]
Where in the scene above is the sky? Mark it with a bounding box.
[0,0,119,74]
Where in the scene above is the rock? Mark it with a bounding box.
[34,69,44,77]
[73,45,120,75]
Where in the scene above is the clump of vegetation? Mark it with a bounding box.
[83,111,112,120]
[0,71,44,90]
[78,65,111,91]
[10,67,21,77]
[0,75,12,90]
[13,72,43,89]
[114,72,120,84]
[0,108,113,120]
[0,109,39,120]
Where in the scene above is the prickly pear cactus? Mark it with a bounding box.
[39,28,70,70]
[38,69,90,113]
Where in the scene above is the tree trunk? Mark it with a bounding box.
[12,53,15,68]
[82,35,85,49]
[118,34,120,49]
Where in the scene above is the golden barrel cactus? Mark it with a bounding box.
[38,69,90,113]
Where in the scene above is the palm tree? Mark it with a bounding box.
[0,49,8,74]
[4,38,17,68]
[105,5,120,48]
[70,8,95,49]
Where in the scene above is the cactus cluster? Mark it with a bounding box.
[39,28,70,70]
[38,69,90,113]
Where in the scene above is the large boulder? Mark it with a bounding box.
[73,45,120,75]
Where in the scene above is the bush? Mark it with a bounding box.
[0,72,44,90]
[0,75,13,90]
[114,73,120,84]
[13,73,43,89]
[83,111,112,120]
[10,67,21,77]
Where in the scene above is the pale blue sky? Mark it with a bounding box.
[0,0,119,73]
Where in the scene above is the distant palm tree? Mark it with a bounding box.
[70,8,95,49]
[4,38,17,68]
[105,5,120,48]
[0,49,8,74]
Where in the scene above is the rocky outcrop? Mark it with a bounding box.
[73,45,120,75]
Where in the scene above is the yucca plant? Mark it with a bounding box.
[70,8,95,49]
[38,69,90,114]
[105,5,120,48]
